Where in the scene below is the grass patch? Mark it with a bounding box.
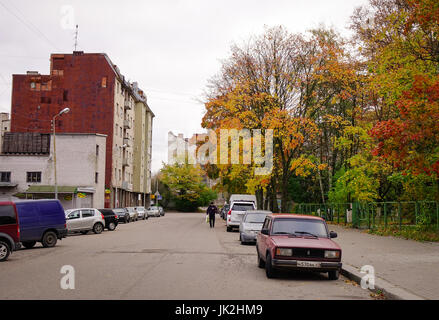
[368,226,439,242]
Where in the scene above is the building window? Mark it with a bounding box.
[40,97,51,104]
[26,172,41,183]
[102,77,107,88]
[0,172,11,182]
[30,82,36,89]
[96,145,99,156]
[95,172,99,184]
[63,90,68,101]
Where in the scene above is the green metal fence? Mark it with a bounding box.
[293,201,439,231]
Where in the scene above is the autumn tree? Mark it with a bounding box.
[352,0,439,199]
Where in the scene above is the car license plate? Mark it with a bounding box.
[297,261,321,268]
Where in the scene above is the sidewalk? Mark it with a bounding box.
[330,225,439,300]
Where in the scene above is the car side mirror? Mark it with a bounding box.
[261,229,269,235]
[329,231,337,239]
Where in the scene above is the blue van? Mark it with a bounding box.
[15,199,67,249]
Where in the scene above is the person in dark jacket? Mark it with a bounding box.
[206,202,218,228]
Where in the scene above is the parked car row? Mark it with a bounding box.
[219,194,343,281]
[0,200,166,262]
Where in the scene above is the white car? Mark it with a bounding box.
[135,206,148,220]
[65,208,106,234]
[126,207,139,222]
[227,195,257,232]
[146,207,161,217]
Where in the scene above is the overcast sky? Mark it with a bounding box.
[0,0,368,173]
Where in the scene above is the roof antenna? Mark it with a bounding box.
[74,24,79,51]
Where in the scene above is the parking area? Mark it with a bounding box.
[0,212,373,300]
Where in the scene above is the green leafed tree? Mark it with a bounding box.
[160,162,217,212]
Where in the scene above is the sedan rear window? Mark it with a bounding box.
[232,203,255,211]
[244,213,267,223]
[0,205,17,225]
[272,218,328,238]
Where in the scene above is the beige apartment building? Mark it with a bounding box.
[132,82,154,206]
[111,76,136,207]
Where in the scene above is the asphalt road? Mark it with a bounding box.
[0,212,372,300]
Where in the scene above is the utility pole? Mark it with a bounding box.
[52,108,70,200]
[74,25,79,51]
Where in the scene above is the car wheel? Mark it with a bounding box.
[0,241,11,262]
[240,233,245,245]
[257,249,265,268]
[125,217,129,223]
[93,223,104,234]
[42,231,58,248]
[22,241,37,249]
[328,270,340,280]
[265,253,276,278]
[108,222,116,231]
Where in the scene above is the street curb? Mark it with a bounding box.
[340,264,426,300]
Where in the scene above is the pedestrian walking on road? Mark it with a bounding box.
[206,202,218,228]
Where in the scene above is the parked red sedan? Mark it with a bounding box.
[256,214,342,280]
[0,201,21,262]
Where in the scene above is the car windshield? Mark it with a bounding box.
[244,213,267,223]
[232,203,254,211]
[271,218,328,238]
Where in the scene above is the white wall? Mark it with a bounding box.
[0,134,106,208]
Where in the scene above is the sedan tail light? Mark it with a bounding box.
[228,209,232,216]
[101,213,105,220]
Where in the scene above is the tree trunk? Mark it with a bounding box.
[317,168,326,204]
[255,188,263,210]
[281,175,289,213]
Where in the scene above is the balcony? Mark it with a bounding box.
[123,119,131,129]
[122,181,133,191]
[124,100,131,110]
[123,137,131,147]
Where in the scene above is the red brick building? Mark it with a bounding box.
[10,51,153,208]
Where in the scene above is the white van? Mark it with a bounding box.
[226,194,257,232]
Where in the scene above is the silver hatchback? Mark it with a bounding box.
[65,208,106,234]
[239,210,271,244]
[126,207,139,222]
[135,207,148,220]
[146,206,160,217]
